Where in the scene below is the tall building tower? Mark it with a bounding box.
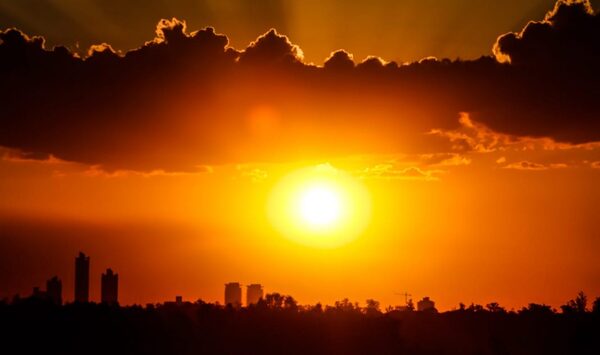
[224,282,242,307]
[46,276,62,305]
[74,252,90,303]
[101,268,119,305]
[246,284,263,306]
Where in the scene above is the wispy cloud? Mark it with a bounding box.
[358,164,442,181]
[502,161,569,171]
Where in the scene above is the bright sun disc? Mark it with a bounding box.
[267,164,371,248]
[299,185,341,227]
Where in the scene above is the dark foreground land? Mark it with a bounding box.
[1,298,599,355]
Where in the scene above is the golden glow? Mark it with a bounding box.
[268,164,371,248]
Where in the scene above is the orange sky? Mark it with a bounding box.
[1,135,599,310]
[1,0,599,311]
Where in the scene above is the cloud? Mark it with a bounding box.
[480,0,600,142]
[431,113,600,154]
[82,165,202,178]
[406,152,472,168]
[493,0,598,67]
[238,28,304,65]
[154,18,188,45]
[0,1,599,172]
[504,161,547,170]
[323,50,355,70]
[0,147,214,178]
[0,147,70,165]
[429,113,525,153]
[235,165,268,182]
[431,154,472,167]
[87,43,118,57]
[503,161,569,171]
[358,164,442,181]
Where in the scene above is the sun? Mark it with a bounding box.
[298,185,342,227]
[267,164,371,248]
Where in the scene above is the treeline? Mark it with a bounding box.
[0,292,598,355]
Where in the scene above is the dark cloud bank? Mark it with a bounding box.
[0,0,599,171]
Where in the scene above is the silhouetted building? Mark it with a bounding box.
[417,296,437,312]
[246,284,263,306]
[164,296,191,307]
[74,252,90,303]
[32,286,46,299]
[224,282,242,307]
[46,276,62,305]
[101,268,118,304]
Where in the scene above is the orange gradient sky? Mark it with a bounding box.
[1,0,599,311]
[1,139,599,310]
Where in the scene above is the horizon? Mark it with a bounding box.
[4,247,598,312]
[1,0,599,315]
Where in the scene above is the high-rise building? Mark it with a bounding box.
[224,282,242,307]
[246,284,264,306]
[46,276,62,305]
[101,268,119,304]
[74,252,90,303]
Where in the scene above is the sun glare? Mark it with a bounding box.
[268,164,371,248]
[298,185,341,227]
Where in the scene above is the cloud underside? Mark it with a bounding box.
[0,1,599,171]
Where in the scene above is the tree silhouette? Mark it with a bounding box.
[364,299,381,315]
[467,303,485,312]
[283,295,298,311]
[519,303,555,315]
[486,302,506,313]
[593,297,600,314]
[2,291,600,354]
[264,292,284,309]
[561,291,588,314]
[307,302,323,313]
[332,298,359,312]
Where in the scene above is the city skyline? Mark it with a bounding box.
[21,252,122,305]
[13,251,453,311]
[6,259,596,316]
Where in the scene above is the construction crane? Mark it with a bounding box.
[394,291,412,305]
